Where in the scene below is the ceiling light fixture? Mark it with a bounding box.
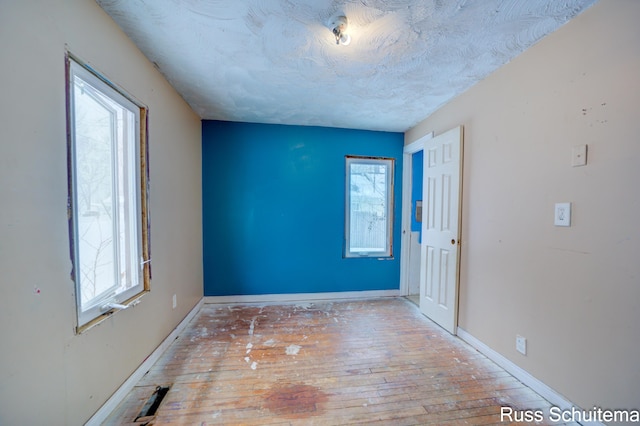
[330,16,351,46]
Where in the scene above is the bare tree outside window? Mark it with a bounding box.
[67,56,149,329]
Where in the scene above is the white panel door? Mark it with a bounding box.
[419,126,463,334]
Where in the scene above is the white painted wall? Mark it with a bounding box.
[406,0,640,414]
[0,1,203,424]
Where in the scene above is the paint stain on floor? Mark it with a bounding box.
[263,383,328,418]
[285,344,301,355]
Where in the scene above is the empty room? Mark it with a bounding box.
[1,0,638,425]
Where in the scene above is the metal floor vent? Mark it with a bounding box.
[134,385,170,423]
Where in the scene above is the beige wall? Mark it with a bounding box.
[0,1,203,424]
[406,0,639,412]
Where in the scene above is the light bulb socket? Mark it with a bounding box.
[330,15,350,45]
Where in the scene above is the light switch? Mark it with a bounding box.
[554,203,571,227]
[572,144,587,167]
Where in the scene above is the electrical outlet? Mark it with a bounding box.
[554,202,571,227]
[172,294,177,309]
[516,335,527,355]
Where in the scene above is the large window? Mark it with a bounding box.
[345,156,394,258]
[66,56,150,330]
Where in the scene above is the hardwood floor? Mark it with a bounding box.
[105,298,575,425]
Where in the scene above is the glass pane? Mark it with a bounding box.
[69,59,147,328]
[74,76,118,308]
[115,107,139,293]
[349,162,388,253]
[73,74,140,313]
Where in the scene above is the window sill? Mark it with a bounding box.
[75,290,149,334]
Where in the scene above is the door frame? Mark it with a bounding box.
[399,132,433,296]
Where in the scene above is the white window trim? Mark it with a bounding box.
[344,156,394,258]
[66,54,150,332]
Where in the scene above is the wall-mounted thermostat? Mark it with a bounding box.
[415,200,422,223]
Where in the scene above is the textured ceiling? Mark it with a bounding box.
[96,0,596,132]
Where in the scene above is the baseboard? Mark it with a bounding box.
[204,289,400,305]
[85,298,204,426]
[456,328,604,426]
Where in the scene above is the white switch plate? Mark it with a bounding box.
[516,335,527,355]
[554,202,571,226]
[172,294,177,309]
[572,144,588,167]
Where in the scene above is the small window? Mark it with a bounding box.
[66,56,150,330]
[345,156,394,258]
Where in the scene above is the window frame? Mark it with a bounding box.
[65,54,151,332]
[344,155,395,258]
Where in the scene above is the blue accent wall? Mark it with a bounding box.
[411,150,424,243]
[202,120,404,296]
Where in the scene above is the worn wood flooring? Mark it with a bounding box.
[105,298,575,425]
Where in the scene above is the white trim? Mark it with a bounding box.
[399,132,433,296]
[70,58,146,329]
[456,327,604,426]
[404,135,430,155]
[204,290,400,305]
[85,298,204,426]
[344,156,394,258]
[399,153,412,296]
